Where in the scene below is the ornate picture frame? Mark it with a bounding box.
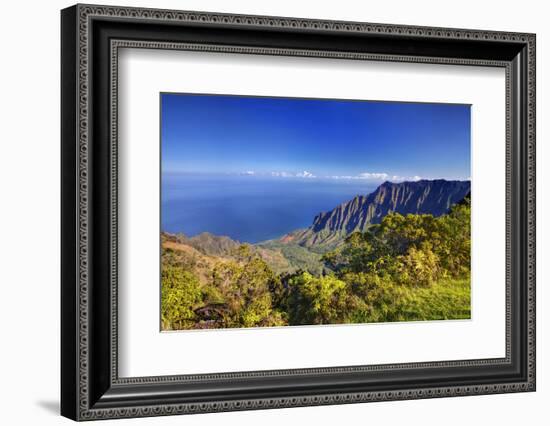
[61,4,535,421]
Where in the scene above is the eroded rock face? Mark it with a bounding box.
[287,179,471,247]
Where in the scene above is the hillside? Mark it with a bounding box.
[163,232,320,275]
[279,179,470,248]
[161,233,230,285]
[174,232,241,256]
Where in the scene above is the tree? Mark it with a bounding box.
[209,257,287,328]
[323,199,471,287]
[314,199,471,323]
[286,272,351,325]
[161,266,203,330]
[398,243,440,287]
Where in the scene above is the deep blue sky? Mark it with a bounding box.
[161,93,470,181]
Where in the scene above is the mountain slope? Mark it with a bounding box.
[178,232,241,257]
[165,232,319,275]
[281,179,470,248]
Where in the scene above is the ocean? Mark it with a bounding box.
[161,174,377,243]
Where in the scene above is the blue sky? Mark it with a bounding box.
[161,93,471,182]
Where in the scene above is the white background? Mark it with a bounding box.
[119,49,506,377]
[0,0,547,425]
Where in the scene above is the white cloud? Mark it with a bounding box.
[267,170,426,182]
[236,170,426,182]
[271,171,293,178]
[296,170,316,178]
[389,175,423,182]
[269,171,316,178]
[328,175,353,180]
[323,172,422,182]
[325,172,390,180]
[358,172,389,180]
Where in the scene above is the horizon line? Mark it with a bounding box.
[162,171,471,182]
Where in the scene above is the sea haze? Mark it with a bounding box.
[161,174,377,243]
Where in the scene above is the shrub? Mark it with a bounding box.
[161,266,203,330]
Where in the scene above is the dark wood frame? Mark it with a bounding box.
[61,4,536,421]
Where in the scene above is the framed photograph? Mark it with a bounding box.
[61,4,536,421]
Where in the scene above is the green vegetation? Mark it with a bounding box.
[257,240,325,275]
[161,241,287,329]
[161,266,203,330]
[161,199,471,330]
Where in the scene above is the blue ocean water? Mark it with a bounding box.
[161,175,376,243]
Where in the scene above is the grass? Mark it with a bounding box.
[396,276,471,322]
